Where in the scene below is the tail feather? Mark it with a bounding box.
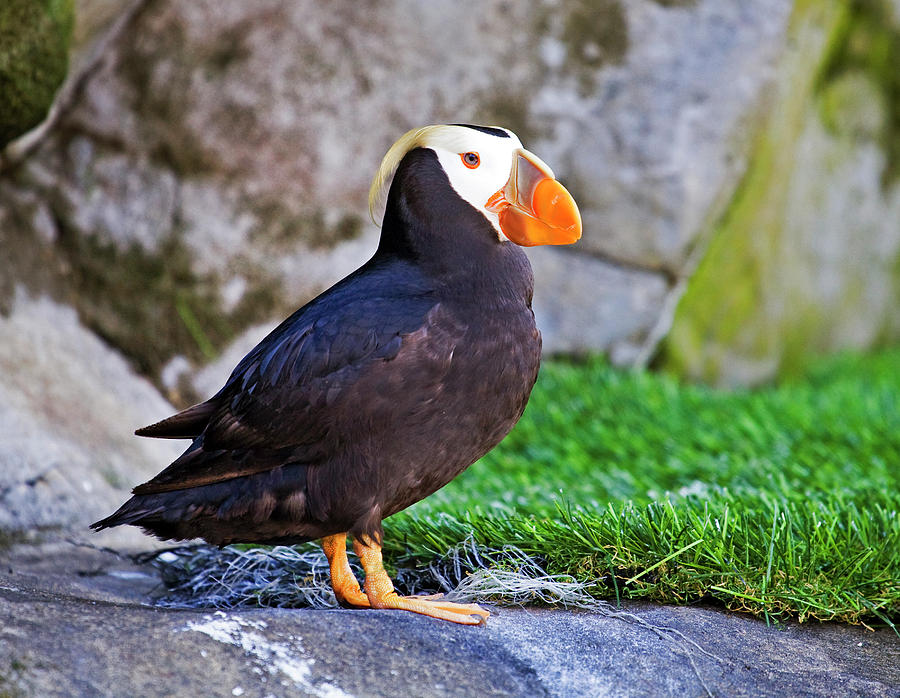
[90,498,166,531]
[135,399,217,439]
[91,464,323,545]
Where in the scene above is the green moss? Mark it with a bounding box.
[0,655,28,698]
[53,229,226,376]
[777,302,829,381]
[893,246,900,296]
[664,0,900,385]
[1,197,261,390]
[99,468,127,490]
[818,71,885,140]
[49,219,281,384]
[250,205,364,250]
[0,529,27,551]
[325,213,363,248]
[815,0,900,185]
[660,0,859,384]
[0,525,54,551]
[116,15,225,176]
[0,0,74,147]
[660,87,788,382]
[203,25,252,75]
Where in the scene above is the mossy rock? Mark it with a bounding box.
[0,0,74,148]
[815,0,900,184]
[661,0,900,385]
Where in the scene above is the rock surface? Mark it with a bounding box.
[0,290,180,537]
[665,0,900,384]
[3,0,899,388]
[1,542,898,698]
[1,0,800,391]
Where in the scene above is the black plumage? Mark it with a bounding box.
[92,147,541,548]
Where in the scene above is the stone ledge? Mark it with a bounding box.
[1,543,897,697]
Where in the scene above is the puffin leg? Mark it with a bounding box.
[322,533,370,607]
[353,538,490,625]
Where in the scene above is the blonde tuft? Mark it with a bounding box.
[368,124,505,225]
[368,126,431,225]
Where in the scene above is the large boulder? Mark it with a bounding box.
[664,0,900,384]
[1,0,897,393]
[0,0,796,397]
[0,290,180,539]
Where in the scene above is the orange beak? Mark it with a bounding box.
[485,149,582,246]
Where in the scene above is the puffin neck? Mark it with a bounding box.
[375,148,516,285]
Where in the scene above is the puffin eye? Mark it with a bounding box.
[461,152,480,169]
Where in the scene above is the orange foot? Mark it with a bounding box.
[321,533,369,608]
[366,590,490,625]
[354,538,490,625]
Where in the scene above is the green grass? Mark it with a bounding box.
[380,350,900,627]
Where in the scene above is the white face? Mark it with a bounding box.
[428,127,524,240]
[371,124,581,249]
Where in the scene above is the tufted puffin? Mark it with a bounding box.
[93,124,581,624]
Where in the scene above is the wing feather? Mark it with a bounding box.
[132,285,465,495]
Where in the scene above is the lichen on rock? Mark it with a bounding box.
[0,0,74,148]
[662,0,900,385]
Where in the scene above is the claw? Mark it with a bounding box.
[382,593,489,625]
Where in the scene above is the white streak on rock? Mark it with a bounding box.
[184,612,353,698]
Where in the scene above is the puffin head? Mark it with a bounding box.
[369,124,581,247]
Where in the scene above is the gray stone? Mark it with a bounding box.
[0,0,802,384]
[1,543,898,698]
[2,0,895,389]
[777,97,900,348]
[0,290,181,537]
[664,3,900,384]
[59,138,179,252]
[528,246,669,359]
[538,0,792,271]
